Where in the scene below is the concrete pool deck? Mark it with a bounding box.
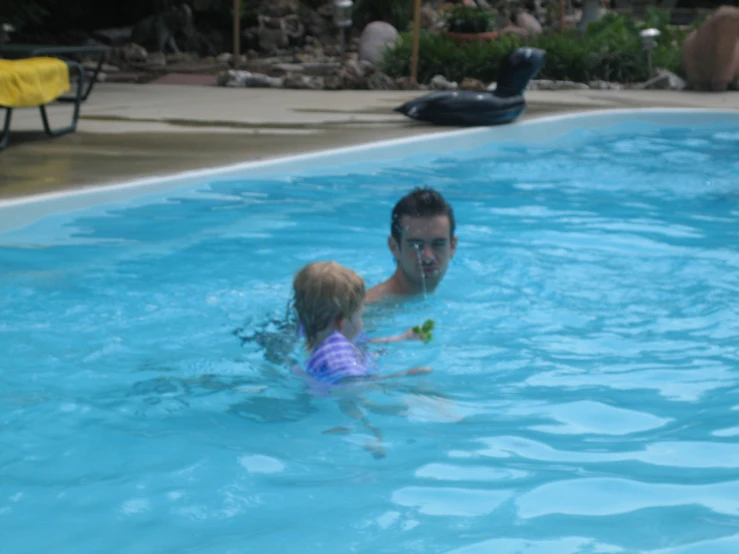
[1,82,738,200]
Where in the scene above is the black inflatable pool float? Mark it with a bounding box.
[394,47,546,127]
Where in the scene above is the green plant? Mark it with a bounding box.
[352,0,412,32]
[192,0,249,16]
[444,5,494,34]
[380,11,687,85]
[0,0,49,32]
[380,30,521,84]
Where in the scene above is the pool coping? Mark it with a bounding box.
[1,107,738,235]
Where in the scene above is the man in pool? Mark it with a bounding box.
[366,187,458,304]
[237,188,456,362]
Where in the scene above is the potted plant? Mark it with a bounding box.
[444,5,498,44]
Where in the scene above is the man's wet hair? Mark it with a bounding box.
[391,187,455,244]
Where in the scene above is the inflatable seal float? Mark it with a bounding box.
[394,47,546,127]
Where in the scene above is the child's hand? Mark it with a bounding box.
[372,320,435,344]
[406,367,432,376]
[401,328,424,341]
[411,319,435,343]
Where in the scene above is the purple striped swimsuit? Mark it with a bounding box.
[305,331,374,384]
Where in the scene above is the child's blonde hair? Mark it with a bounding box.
[292,261,366,350]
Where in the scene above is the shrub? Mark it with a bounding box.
[380,10,687,84]
[0,1,48,33]
[444,6,495,34]
[352,0,412,33]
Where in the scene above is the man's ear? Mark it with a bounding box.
[388,235,401,260]
[450,235,458,257]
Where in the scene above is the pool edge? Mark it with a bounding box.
[1,107,738,235]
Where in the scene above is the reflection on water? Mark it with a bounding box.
[2,123,739,553]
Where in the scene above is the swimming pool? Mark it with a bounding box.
[2,109,739,553]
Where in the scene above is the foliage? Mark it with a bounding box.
[380,9,689,85]
[192,0,249,17]
[190,0,258,29]
[444,6,494,34]
[352,0,412,33]
[0,1,49,32]
[300,0,327,9]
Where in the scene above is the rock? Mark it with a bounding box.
[633,69,687,91]
[283,14,306,41]
[117,42,148,63]
[217,52,233,64]
[528,79,589,90]
[682,6,739,92]
[532,0,547,23]
[367,72,395,90]
[284,73,324,89]
[258,16,290,52]
[263,0,299,17]
[588,79,623,90]
[359,60,376,75]
[420,6,437,29]
[302,62,341,76]
[395,76,424,90]
[295,48,324,64]
[217,70,284,88]
[358,22,400,65]
[461,77,486,90]
[0,23,14,45]
[340,60,368,89]
[273,62,306,75]
[317,3,334,18]
[324,74,343,90]
[516,12,543,34]
[303,9,334,45]
[91,26,133,47]
[147,52,167,67]
[563,11,581,30]
[430,74,458,90]
[83,61,119,73]
[165,52,196,64]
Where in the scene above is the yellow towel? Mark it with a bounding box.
[0,57,71,108]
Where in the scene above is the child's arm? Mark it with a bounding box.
[370,328,420,344]
[384,367,433,378]
[337,366,432,385]
[371,319,435,344]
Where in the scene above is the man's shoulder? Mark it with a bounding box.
[366,279,399,304]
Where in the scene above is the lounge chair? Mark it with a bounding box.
[0,56,84,150]
[0,43,108,102]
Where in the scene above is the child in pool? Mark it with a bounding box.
[292,261,431,386]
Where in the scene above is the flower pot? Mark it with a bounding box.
[445,30,499,44]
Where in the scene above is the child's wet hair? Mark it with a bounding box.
[292,261,365,350]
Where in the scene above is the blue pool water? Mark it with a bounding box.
[2,115,739,553]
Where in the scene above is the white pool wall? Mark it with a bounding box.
[1,108,738,235]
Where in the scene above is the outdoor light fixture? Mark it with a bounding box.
[333,0,353,66]
[639,28,661,78]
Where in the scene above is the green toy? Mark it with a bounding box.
[412,319,435,343]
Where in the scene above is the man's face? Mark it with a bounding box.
[390,215,457,292]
